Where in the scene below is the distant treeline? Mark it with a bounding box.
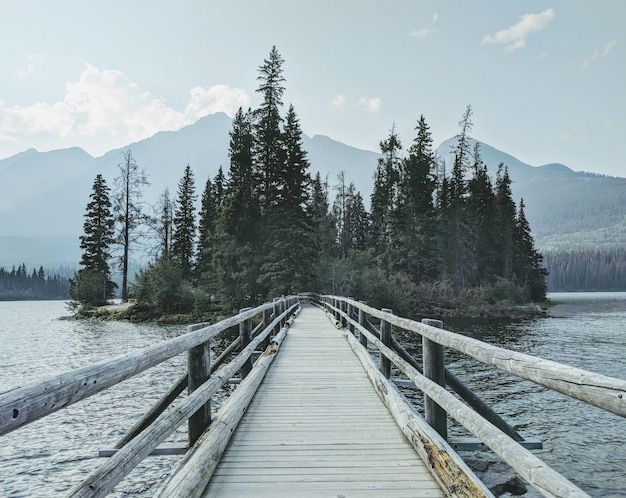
[544,248,626,291]
[0,264,71,300]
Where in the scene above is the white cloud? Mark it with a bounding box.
[482,7,555,53]
[18,53,45,77]
[582,40,618,69]
[331,94,346,109]
[410,12,439,38]
[358,97,382,113]
[0,64,250,155]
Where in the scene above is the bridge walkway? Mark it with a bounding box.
[201,304,444,497]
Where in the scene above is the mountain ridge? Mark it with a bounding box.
[0,112,623,267]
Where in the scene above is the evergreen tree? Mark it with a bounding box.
[370,124,402,261]
[514,199,548,300]
[466,142,497,285]
[153,188,175,260]
[196,177,218,287]
[494,164,517,279]
[214,107,261,306]
[172,164,197,280]
[259,104,314,296]
[389,115,439,283]
[440,107,474,287]
[70,174,116,306]
[253,45,286,212]
[113,149,149,302]
[308,172,336,259]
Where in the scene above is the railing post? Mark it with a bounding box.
[187,322,211,446]
[262,306,272,349]
[380,308,393,378]
[239,307,253,378]
[358,301,368,348]
[347,298,355,335]
[340,300,347,328]
[273,298,281,335]
[422,318,447,440]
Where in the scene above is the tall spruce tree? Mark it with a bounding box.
[389,115,439,283]
[113,149,149,302]
[214,107,261,305]
[308,172,336,259]
[370,125,402,262]
[466,142,497,285]
[196,177,218,288]
[153,188,175,260]
[514,199,548,300]
[70,174,116,306]
[172,164,197,280]
[494,164,517,280]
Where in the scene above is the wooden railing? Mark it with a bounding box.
[317,294,626,498]
[0,296,299,497]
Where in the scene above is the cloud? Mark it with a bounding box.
[557,132,573,144]
[331,94,346,109]
[482,7,555,53]
[0,64,250,155]
[410,12,439,38]
[358,97,382,113]
[582,40,618,69]
[18,53,44,77]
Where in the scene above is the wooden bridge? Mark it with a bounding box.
[2,294,626,497]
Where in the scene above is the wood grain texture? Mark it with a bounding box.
[200,305,445,498]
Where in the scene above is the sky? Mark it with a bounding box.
[1,0,624,177]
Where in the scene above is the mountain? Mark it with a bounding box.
[0,112,623,267]
[436,137,626,250]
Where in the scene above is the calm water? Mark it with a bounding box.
[1,296,626,496]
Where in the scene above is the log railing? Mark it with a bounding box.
[0,296,299,497]
[318,294,626,498]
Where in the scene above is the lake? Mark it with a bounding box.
[1,294,625,496]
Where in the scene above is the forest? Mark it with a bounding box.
[544,248,626,291]
[69,47,547,319]
[0,264,70,300]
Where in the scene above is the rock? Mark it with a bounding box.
[489,475,528,496]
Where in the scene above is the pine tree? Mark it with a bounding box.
[113,149,149,302]
[514,199,548,300]
[154,188,175,260]
[70,174,116,306]
[389,115,439,283]
[172,164,197,281]
[370,124,402,261]
[494,164,517,279]
[214,108,261,306]
[308,172,336,258]
[466,142,497,285]
[259,104,314,296]
[253,46,286,213]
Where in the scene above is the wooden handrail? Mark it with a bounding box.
[0,301,279,436]
[323,295,626,418]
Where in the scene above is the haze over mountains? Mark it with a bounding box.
[1,112,624,268]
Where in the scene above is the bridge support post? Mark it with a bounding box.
[240,308,253,378]
[187,323,212,446]
[422,318,447,440]
[380,308,393,378]
[358,301,368,348]
[347,298,355,335]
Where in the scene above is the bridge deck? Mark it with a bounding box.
[201,304,445,497]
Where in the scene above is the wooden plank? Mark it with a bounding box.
[339,297,626,418]
[199,305,445,498]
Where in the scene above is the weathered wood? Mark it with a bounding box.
[358,300,368,348]
[0,302,276,436]
[155,328,289,498]
[66,303,298,498]
[380,308,393,378]
[344,330,493,498]
[422,318,447,440]
[188,322,212,446]
[390,339,525,443]
[199,305,446,497]
[332,296,626,418]
[239,307,253,378]
[115,371,188,449]
[347,313,591,498]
